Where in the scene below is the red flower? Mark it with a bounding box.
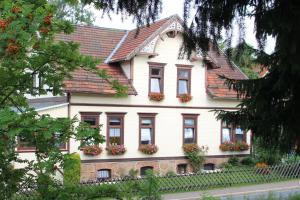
[182,143,200,153]
[139,144,158,155]
[106,145,126,155]
[149,93,164,101]
[178,94,192,103]
[82,145,102,156]
[219,141,249,151]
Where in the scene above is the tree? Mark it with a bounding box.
[49,0,95,25]
[84,0,300,153]
[0,0,124,198]
[221,41,259,79]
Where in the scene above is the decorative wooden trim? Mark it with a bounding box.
[182,114,199,145]
[147,62,167,67]
[138,113,157,146]
[70,103,240,110]
[175,64,194,68]
[106,113,126,147]
[81,154,249,163]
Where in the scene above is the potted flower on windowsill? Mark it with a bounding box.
[82,145,102,156]
[149,92,164,101]
[139,144,158,155]
[106,144,126,155]
[219,141,249,151]
[178,94,192,103]
[182,143,200,154]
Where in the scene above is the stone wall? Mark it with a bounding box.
[80,157,231,182]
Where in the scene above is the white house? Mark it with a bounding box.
[19,15,250,181]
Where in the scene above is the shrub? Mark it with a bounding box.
[149,93,164,101]
[228,156,239,166]
[240,156,255,166]
[128,168,138,178]
[82,145,102,156]
[178,94,192,103]
[106,145,126,155]
[165,170,176,176]
[139,144,158,155]
[63,153,81,185]
[183,144,208,172]
[138,170,161,200]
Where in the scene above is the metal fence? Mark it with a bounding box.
[82,161,300,193]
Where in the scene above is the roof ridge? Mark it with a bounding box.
[73,24,127,32]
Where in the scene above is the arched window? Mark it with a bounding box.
[96,169,111,180]
[177,164,188,174]
[203,163,215,171]
[140,166,153,176]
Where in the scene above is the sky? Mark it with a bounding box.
[92,0,275,54]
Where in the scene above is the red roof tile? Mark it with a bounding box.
[206,48,248,99]
[110,17,172,62]
[64,64,137,95]
[55,26,126,59]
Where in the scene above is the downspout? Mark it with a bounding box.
[67,92,71,153]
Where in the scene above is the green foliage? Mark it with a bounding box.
[228,156,239,166]
[184,146,208,172]
[49,0,95,25]
[63,153,81,185]
[128,168,138,178]
[253,138,282,165]
[165,170,176,177]
[240,156,255,166]
[138,170,161,200]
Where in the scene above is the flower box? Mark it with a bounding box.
[139,144,158,155]
[219,141,249,151]
[149,93,164,101]
[82,145,102,156]
[178,94,192,103]
[106,145,126,155]
[182,143,200,153]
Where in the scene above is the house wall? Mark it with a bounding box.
[68,33,250,180]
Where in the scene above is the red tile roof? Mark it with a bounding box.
[56,26,137,95]
[64,64,137,95]
[110,17,172,62]
[55,26,127,59]
[206,49,248,99]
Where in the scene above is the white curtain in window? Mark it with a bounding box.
[141,128,152,144]
[109,128,120,137]
[179,80,188,94]
[222,128,231,142]
[151,78,160,93]
[97,170,109,178]
[184,128,194,138]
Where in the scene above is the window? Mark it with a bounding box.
[177,164,188,174]
[138,113,157,145]
[97,169,111,180]
[106,113,126,146]
[203,163,215,171]
[140,166,154,176]
[148,62,165,94]
[221,121,246,143]
[177,67,191,96]
[80,112,100,128]
[17,136,36,151]
[182,114,198,144]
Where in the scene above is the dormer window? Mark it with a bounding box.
[148,62,165,95]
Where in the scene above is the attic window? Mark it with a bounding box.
[166,31,176,38]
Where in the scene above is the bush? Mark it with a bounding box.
[63,153,81,185]
[240,156,255,166]
[228,156,239,166]
[165,170,176,176]
[138,170,161,200]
